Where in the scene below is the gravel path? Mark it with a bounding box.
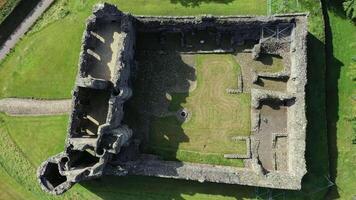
[0,0,55,60]
[0,98,71,116]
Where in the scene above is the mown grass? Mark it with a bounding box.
[143,54,248,167]
[0,165,33,200]
[0,114,100,200]
[325,1,356,199]
[0,0,266,99]
[0,0,20,24]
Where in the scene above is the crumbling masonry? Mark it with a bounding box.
[38,3,308,195]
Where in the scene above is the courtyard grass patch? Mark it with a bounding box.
[254,54,285,73]
[130,54,249,167]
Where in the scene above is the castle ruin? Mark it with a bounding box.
[38,3,308,195]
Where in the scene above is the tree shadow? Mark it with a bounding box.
[170,0,234,7]
[325,0,353,22]
[0,0,40,45]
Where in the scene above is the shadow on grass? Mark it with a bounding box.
[0,0,40,45]
[170,0,234,7]
[80,32,332,200]
[123,51,192,161]
[326,0,355,22]
[322,1,345,199]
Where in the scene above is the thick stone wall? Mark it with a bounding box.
[37,3,308,194]
[37,3,135,195]
[119,13,307,190]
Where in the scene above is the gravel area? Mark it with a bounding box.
[0,98,71,116]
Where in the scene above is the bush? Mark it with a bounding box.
[342,0,356,20]
[0,0,21,24]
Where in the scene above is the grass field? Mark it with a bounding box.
[325,2,356,199]
[0,0,341,199]
[130,54,249,167]
[0,0,266,99]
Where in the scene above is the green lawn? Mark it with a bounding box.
[0,114,99,200]
[0,165,34,200]
[326,2,356,199]
[0,0,266,99]
[141,54,249,167]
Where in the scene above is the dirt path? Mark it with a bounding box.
[0,98,71,116]
[0,0,54,60]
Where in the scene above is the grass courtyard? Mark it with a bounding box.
[126,54,249,167]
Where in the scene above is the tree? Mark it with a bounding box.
[343,0,356,20]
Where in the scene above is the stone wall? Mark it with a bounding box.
[37,3,135,195]
[37,3,308,194]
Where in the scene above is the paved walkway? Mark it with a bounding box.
[0,0,55,60]
[0,98,71,116]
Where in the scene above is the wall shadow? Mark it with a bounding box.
[322,1,345,199]
[81,175,255,200]
[170,0,234,7]
[295,33,338,199]
[123,50,192,161]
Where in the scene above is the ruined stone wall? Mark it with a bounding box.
[37,3,308,194]
[286,15,308,178]
[37,3,135,195]
[119,13,308,190]
[134,15,297,44]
